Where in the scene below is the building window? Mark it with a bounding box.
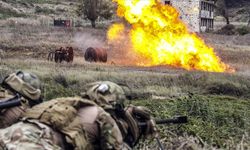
[164,0,170,5]
[201,1,205,10]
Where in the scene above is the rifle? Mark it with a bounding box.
[137,116,188,150]
[138,116,188,126]
[0,94,22,109]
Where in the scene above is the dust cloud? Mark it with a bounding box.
[73,29,138,65]
[73,32,106,50]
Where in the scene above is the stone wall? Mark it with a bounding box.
[161,0,215,32]
[161,0,200,32]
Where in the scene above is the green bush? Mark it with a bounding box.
[18,0,52,4]
[132,94,250,148]
[216,24,237,35]
[54,74,68,88]
[35,6,55,14]
[43,79,75,100]
[237,26,250,35]
[206,82,248,97]
[0,8,27,19]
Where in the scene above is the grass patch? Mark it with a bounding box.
[0,8,28,19]
[35,6,55,14]
[18,0,54,4]
[1,59,250,99]
[132,94,250,148]
[1,56,250,149]
[43,80,75,100]
[237,26,250,35]
[206,81,249,97]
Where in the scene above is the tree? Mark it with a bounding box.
[84,0,98,28]
[247,8,250,26]
[215,0,230,25]
[77,0,115,28]
[98,0,115,19]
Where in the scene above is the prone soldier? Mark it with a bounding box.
[82,81,158,148]
[0,71,42,128]
[82,81,187,149]
[0,81,157,150]
[0,97,127,150]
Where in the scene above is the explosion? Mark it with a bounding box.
[108,0,234,72]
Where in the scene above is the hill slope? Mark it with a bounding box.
[0,0,80,23]
[0,0,250,23]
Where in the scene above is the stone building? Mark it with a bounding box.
[162,0,215,32]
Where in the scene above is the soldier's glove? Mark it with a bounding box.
[144,118,157,138]
[132,106,158,138]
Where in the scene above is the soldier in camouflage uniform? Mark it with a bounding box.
[0,71,42,128]
[82,81,157,148]
[0,81,156,150]
[0,95,128,149]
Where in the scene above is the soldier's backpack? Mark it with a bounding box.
[23,97,97,150]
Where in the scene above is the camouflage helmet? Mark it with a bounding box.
[82,81,127,109]
[1,71,42,105]
[15,71,41,90]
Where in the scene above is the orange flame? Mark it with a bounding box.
[108,0,234,72]
[107,23,125,42]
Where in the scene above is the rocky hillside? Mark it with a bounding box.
[0,0,81,26]
[226,0,250,22]
[225,0,249,8]
[1,0,249,24]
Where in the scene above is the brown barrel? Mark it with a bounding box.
[84,47,107,63]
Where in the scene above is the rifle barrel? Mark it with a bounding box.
[138,116,188,126]
[156,116,188,125]
[0,95,22,109]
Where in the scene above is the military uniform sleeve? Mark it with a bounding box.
[97,110,130,150]
[0,89,21,128]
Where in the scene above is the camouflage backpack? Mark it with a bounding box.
[0,71,42,128]
[23,97,96,150]
[1,71,42,106]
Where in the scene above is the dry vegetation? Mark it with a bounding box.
[0,25,250,149]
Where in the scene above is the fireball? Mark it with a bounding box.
[108,0,233,72]
[107,23,125,42]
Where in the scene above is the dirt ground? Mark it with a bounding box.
[1,25,250,75]
[1,25,250,149]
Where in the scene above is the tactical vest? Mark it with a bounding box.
[23,97,97,150]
